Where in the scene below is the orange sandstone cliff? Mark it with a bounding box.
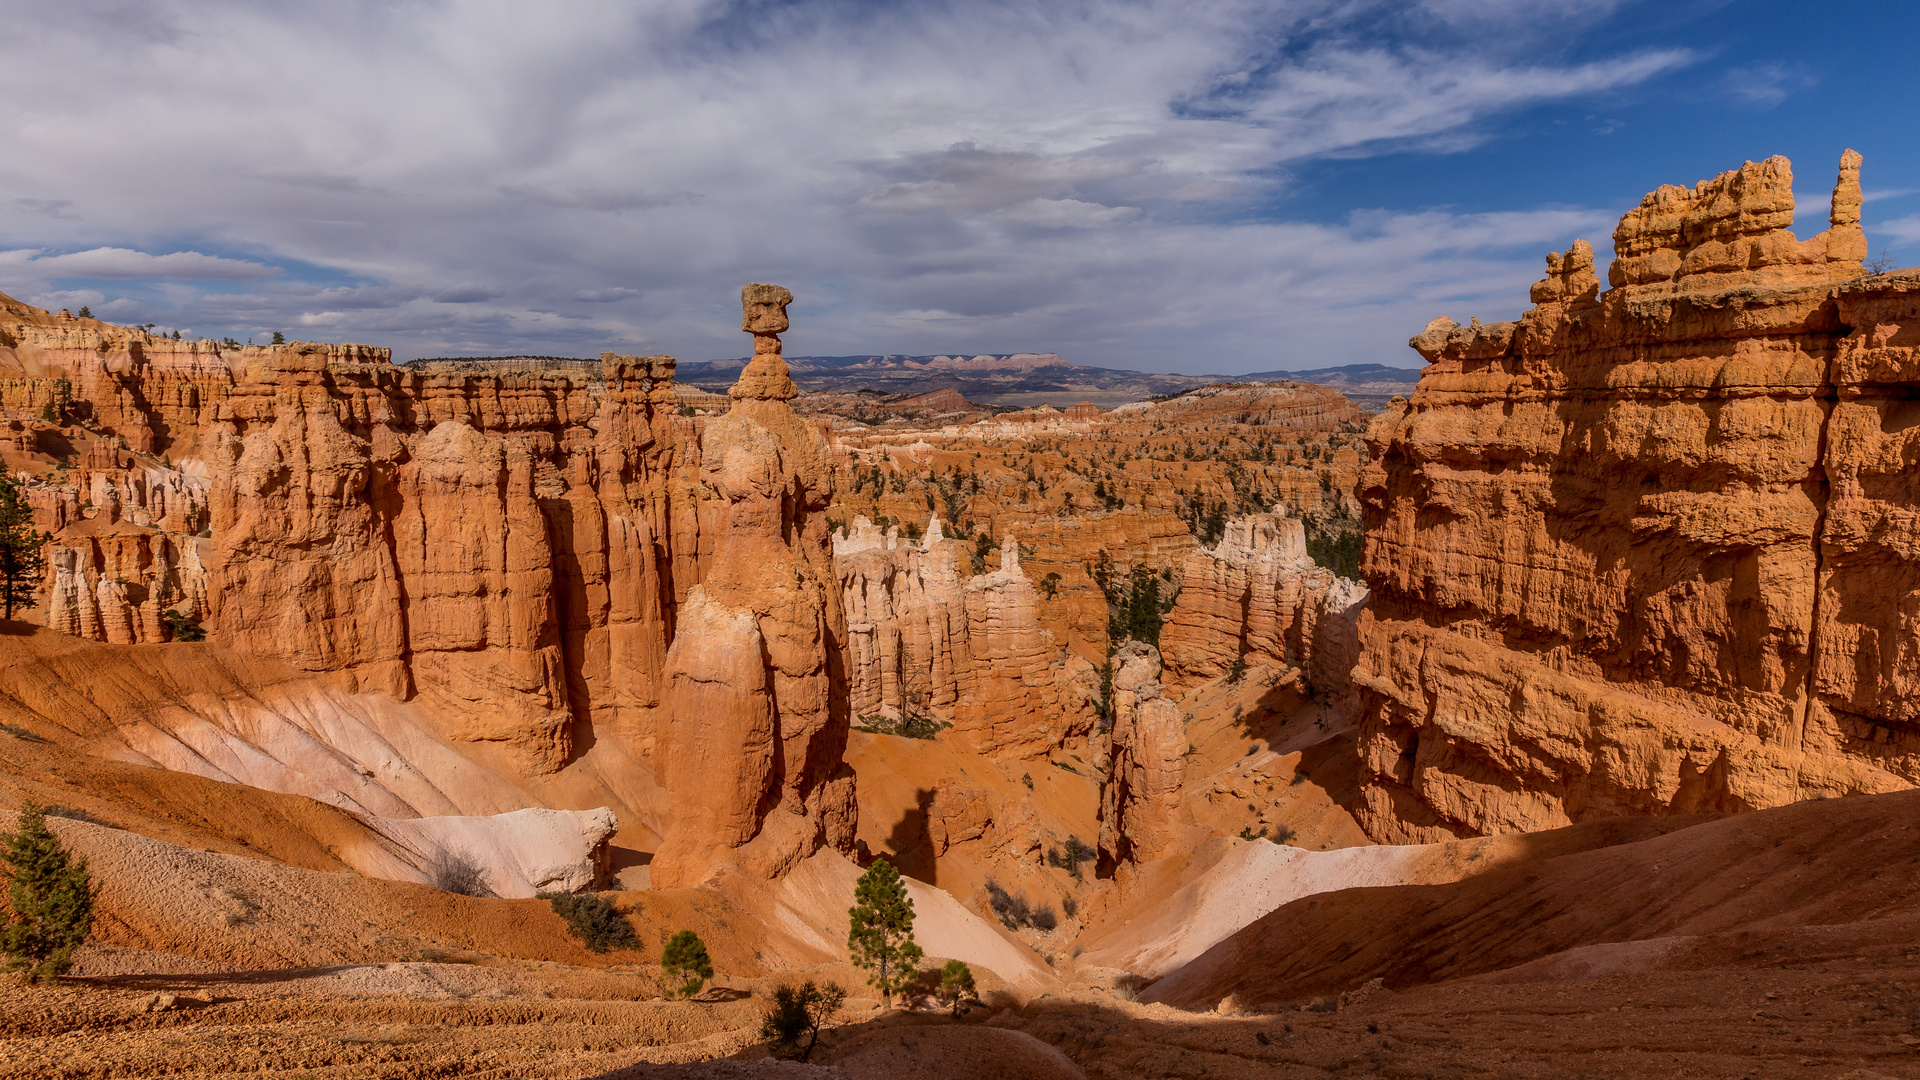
[1355,150,1919,843]
[1,284,858,888]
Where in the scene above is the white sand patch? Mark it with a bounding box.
[1075,839,1440,978]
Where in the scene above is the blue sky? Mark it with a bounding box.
[1,0,1914,372]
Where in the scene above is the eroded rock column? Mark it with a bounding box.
[653,285,857,888]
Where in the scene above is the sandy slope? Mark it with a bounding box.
[1140,787,1920,1009]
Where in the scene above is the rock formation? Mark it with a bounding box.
[2,282,864,891]
[1159,509,1367,696]
[1098,642,1188,868]
[835,515,1100,758]
[651,285,857,888]
[1355,151,1917,843]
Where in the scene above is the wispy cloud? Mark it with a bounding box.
[0,247,280,279]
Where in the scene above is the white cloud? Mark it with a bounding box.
[0,247,280,280]
[0,0,1694,369]
[1874,216,1920,244]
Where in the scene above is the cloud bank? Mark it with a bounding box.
[0,0,1694,368]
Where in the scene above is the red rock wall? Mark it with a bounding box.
[834,516,1100,759]
[1159,510,1366,696]
[1355,151,1917,843]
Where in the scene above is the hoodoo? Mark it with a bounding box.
[652,284,857,887]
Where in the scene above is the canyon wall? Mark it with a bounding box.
[1,285,854,886]
[1354,150,1920,843]
[834,515,1100,759]
[1159,509,1366,696]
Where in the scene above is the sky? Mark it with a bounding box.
[1,0,1916,372]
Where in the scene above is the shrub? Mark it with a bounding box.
[984,880,1057,932]
[853,711,946,740]
[538,891,637,953]
[160,609,206,642]
[1044,836,1091,880]
[1,802,94,982]
[848,858,922,1007]
[760,980,845,1061]
[936,959,978,1016]
[426,849,494,898]
[660,929,713,999]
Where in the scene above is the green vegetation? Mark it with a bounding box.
[936,959,978,1015]
[660,929,714,998]
[1090,551,1177,649]
[0,477,49,621]
[160,609,206,642]
[1045,836,1091,880]
[760,980,845,1061]
[853,711,947,740]
[847,858,922,1007]
[1305,511,1363,580]
[537,891,638,953]
[1,802,94,982]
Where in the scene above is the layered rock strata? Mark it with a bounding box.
[2,283,859,889]
[834,515,1100,758]
[1159,510,1367,696]
[1098,642,1188,868]
[1355,151,1918,843]
[651,285,856,888]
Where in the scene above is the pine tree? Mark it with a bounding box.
[847,858,922,1007]
[74,306,90,319]
[0,477,49,621]
[660,928,713,999]
[1,802,94,983]
[936,959,978,1016]
[270,331,285,345]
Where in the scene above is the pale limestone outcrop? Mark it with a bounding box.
[368,806,618,898]
[651,285,856,889]
[834,515,1099,758]
[1098,642,1188,867]
[1356,150,1914,844]
[1158,510,1368,696]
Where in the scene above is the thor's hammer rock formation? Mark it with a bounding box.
[652,284,857,888]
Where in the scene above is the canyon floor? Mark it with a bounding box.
[3,824,1916,1079]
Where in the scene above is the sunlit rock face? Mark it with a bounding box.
[651,284,856,888]
[834,515,1099,761]
[1355,150,1919,844]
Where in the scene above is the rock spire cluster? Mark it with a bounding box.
[1357,150,1916,843]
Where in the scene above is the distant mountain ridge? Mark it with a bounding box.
[408,351,1421,410]
[677,354,1422,409]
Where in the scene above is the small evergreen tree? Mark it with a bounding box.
[74,306,90,319]
[270,331,285,345]
[1,802,94,982]
[760,980,845,1061]
[660,928,713,999]
[847,858,922,1007]
[936,959,978,1016]
[0,478,49,621]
